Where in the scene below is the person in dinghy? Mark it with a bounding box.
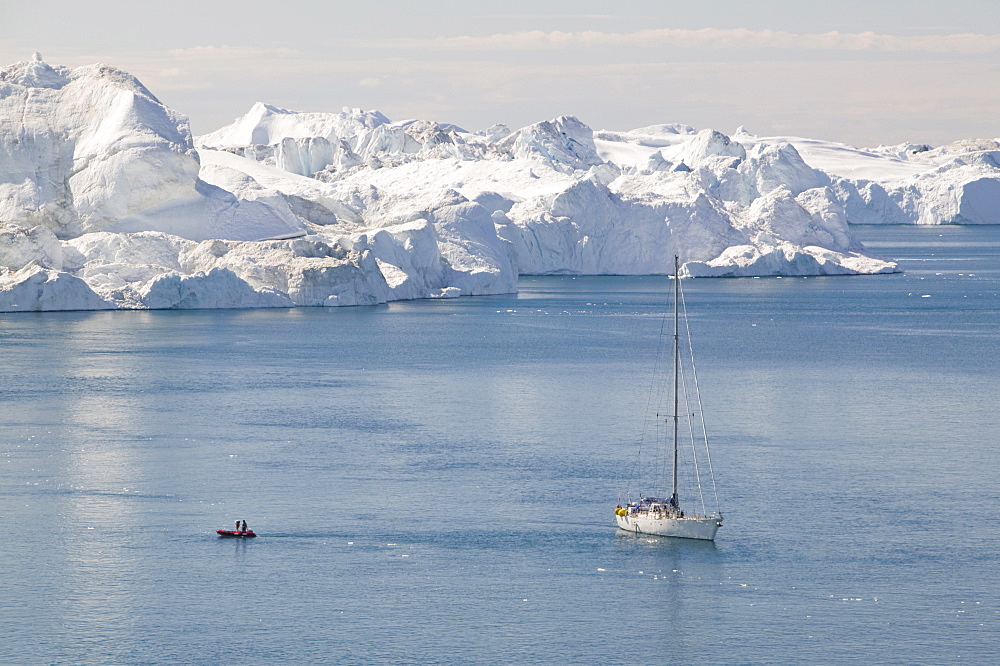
[217,519,256,538]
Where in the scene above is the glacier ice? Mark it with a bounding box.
[5,55,999,312]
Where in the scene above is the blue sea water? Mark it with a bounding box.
[1,225,998,664]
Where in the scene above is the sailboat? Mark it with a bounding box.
[615,256,724,540]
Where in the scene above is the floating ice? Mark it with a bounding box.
[14,54,1000,312]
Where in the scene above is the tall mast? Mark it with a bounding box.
[672,255,680,505]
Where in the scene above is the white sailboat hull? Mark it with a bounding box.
[616,513,721,541]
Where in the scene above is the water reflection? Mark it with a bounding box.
[610,532,723,658]
[48,312,155,654]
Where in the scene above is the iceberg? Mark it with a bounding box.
[731,132,1000,226]
[0,54,303,242]
[22,55,1000,312]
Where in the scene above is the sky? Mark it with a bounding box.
[2,0,998,147]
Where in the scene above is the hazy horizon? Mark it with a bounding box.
[2,0,997,147]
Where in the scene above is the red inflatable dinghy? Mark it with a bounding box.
[217,530,256,538]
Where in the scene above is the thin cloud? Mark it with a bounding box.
[367,28,1000,54]
[167,45,300,59]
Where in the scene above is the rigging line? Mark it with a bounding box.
[676,282,708,516]
[679,283,723,515]
[678,339,708,517]
[672,257,680,503]
[622,274,674,497]
[659,402,671,499]
[654,315,674,499]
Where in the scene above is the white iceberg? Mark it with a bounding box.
[23,55,1000,312]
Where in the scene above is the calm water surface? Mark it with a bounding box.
[1,225,998,663]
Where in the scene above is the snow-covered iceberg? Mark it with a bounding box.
[727,132,1000,226]
[15,55,987,312]
[0,56,515,311]
[199,106,897,279]
[0,53,303,242]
